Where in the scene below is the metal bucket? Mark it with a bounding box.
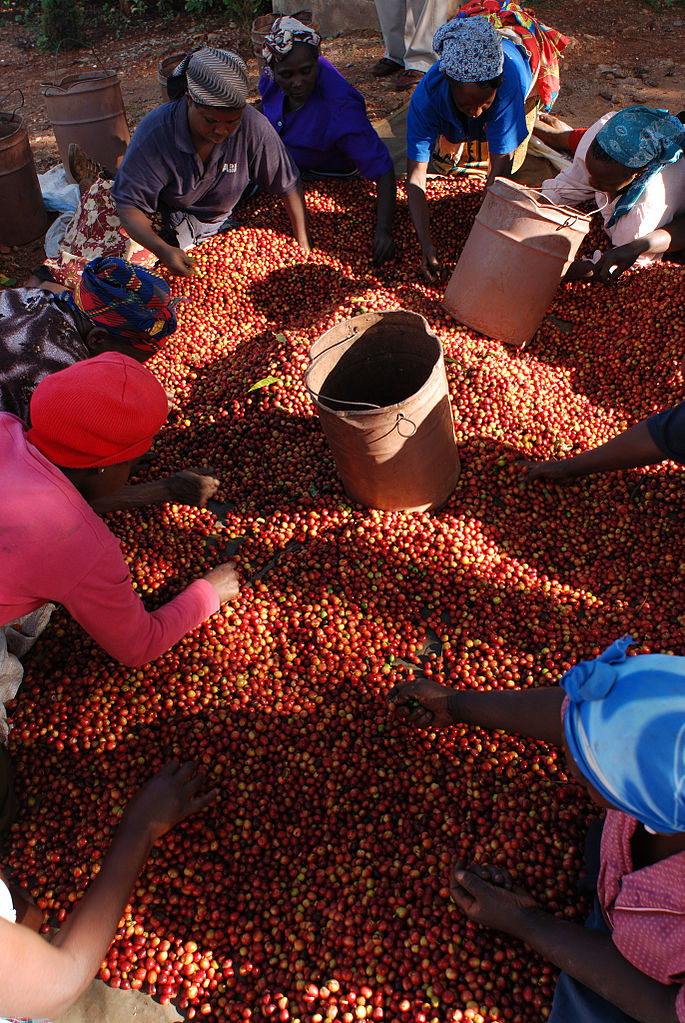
[442,176,592,347]
[157,50,185,103]
[251,10,319,73]
[305,310,460,513]
[0,92,47,247]
[42,52,130,182]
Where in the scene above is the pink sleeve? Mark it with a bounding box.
[61,542,220,667]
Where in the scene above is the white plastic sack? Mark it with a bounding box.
[38,164,80,214]
[43,210,75,258]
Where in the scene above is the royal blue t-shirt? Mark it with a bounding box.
[406,38,532,162]
[112,100,300,227]
[259,56,393,181]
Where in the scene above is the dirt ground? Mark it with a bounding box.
[0,0,684,282]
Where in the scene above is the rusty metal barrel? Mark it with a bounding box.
[305,310,460,513]
[157,50,185,103]
[0,92,47,247]
[42,55,130,181]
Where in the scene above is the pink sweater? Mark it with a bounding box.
[0,414,219,667]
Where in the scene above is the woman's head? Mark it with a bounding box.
[263,17,321,106]
[28,352,169,497]
[560,635,685,834]
[167,46,249,144]
[64,257,179,357]
[588,106,685,201]
[433,17,503,118]
[584,136,639,195]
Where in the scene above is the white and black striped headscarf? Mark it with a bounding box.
[168,46,249,108]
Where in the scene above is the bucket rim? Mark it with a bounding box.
[41,70,119,93]
[305,308,445,415]
[488,176,593,228]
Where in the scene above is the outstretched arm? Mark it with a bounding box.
[388,676,564,746]
[282,183,311,251]
[0,763,216,1021]
[486,151,515,188]
[116,205,197,277]
[372,168,397,265]
[521,420,665,483]
[451,868,680,1023]
[406,158,441,283]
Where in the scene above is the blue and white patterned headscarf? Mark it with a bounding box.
[433,17,503,83]
[561,635,685,834]
[595,106,685,226]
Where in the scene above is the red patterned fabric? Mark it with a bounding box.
[457,0,568,109]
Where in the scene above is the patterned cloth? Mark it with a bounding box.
[597,811,685,1022]
[561,635,685,835]
[456,0,568,109]
[168,47,248,108]
[62,257,177,352]
[595,106,685,226]
[262,15,321,70]
[433,16,503,82]
[0,288,90,421]
[42,178,158,290]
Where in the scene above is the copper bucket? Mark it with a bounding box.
[442,177,592,347]
[42,47,130,182]
[157,50,186,103]
[305,310,460,513]
[0,91,47,246]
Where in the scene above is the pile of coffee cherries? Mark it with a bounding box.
[9,177,685,1022]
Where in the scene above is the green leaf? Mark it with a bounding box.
[248,375,281,393]
[0,275,17,287]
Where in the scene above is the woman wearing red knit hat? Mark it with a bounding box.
[0,352,239,739]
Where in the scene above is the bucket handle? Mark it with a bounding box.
[52,39,109,83]
[520,184,610,224]
[0,88,24,120]
[395,413,417,438]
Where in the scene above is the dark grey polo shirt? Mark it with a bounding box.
[111,100,300,228]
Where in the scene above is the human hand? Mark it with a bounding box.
[450,861,538,934]
[165,469,220,508]
[124,761,217,843]
[372,228,396,266]
[591,244,640,283]
[420,252,443,285]
[563,259,595,283]
[161,245,197,278]
[387,677,456,729]
[518,459,573,483]
[203,561,240,603]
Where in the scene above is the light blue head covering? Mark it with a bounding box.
[433,17,503,83]
[595,107,685,227]
[561,636,685,834]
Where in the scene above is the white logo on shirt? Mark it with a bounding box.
[221,163,238,174]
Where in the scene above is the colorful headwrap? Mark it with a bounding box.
[28,352,169,468]
[167,46,248,109]
[456,1,568,110]
[62,257,178,353]
[595,106,685,227]
[433,16,503,83]
[561,635,685,835]
[262,16,321,70]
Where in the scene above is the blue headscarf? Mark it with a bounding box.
[594,107,685,227]
[562,635,685,834]
[62,257,178,352]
